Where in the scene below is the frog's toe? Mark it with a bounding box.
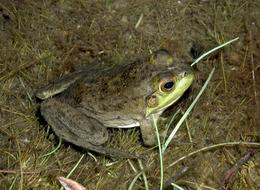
[36,70,87,100]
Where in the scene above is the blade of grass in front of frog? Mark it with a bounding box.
[40,137,62,158]
[152,113,167,190]
[191,37,239,67]
[162,108,181,145]
[162,67,216,153]
[40,137,62,166]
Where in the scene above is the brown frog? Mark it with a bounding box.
[36,49,194,157]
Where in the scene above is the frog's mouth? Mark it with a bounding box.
[145,72,194,117]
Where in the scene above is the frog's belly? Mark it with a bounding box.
[102,119,140,128]
[80,108,141,128]
[91,113,141,128]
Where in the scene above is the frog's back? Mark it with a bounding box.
[56,57,155,118]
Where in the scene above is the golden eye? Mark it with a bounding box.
[160,78,174,92]
[146,95,158,107]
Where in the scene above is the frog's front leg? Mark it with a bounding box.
[140,117,157,146]
[40,99,137,158]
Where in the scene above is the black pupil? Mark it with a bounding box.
[164,81,174,89]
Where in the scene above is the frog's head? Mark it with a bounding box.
[145,49,194,117]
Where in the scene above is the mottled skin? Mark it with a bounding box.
[36,50,194,158]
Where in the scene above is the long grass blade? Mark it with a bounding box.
[162,68,216,153]
[191,37,239,67]
[152,114,164,190]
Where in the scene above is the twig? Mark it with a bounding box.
[221,150,257,190]
[135,14,144,29]
[220,52,227,93]
[167,142,260,168]
[153,166,189,190]
[248,28,259,128]
[181,180,218,190]
[0,169,39,174]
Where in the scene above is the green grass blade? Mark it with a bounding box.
[162,67,216,153]
[152,114,164,190]
[162,109,181,144]
[191,37,239,67]
[128,172,143,190]
[60,154,85,190]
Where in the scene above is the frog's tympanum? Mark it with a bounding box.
[36,49,194,157]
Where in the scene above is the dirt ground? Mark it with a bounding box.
[0,0,259,189]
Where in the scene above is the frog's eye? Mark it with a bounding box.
[160,79,174,92]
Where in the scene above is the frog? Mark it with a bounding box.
[36,49,194,158]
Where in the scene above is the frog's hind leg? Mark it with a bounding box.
[36,70,87,100]
[40,99,137,158]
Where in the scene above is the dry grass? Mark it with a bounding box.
[0,0,259,189]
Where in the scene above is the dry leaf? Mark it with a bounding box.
[57,176,87,190]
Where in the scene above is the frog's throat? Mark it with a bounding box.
[145,94,181,117]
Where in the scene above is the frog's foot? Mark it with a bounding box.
[36,70,87,100]
[40,99,137,159]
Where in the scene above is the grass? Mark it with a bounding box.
[59,154,85,190]
[0,0,259,189]
[167,141,260,169]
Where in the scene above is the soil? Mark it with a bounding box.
[0,0,259,189]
